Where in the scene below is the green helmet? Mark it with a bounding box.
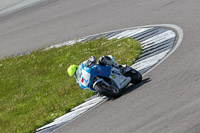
[67,65,78,76]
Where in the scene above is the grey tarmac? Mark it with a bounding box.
[1,0,200,133]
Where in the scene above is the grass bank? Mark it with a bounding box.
[0,37,142,133]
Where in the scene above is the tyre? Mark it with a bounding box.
[94,81,121,98]
[130,69,142,84]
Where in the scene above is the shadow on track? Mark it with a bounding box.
[124,78,151,94]
[107,78,151,100]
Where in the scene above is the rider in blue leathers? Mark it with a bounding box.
[67,55,120,91]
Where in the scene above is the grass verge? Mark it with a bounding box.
[0,37,142,133]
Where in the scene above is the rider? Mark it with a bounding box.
[67,55,120,85]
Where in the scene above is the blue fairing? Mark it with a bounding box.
[91,65,111,77]
[76,63,111,91]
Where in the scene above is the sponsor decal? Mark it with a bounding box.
[82,77,88,83]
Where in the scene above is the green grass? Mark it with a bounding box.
[0,37,142,133]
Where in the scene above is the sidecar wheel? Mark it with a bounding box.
[94,81,121,98]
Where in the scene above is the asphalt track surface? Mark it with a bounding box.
[1,0,200,133]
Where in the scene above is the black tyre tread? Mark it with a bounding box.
[130,70,142,84]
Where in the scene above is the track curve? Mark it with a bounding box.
[36,24,183,133]
[1,0,200,133]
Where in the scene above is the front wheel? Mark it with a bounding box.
[94,81,121,98]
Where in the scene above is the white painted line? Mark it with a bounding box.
[108,28,151,40]
[72,96,107,111]
[0,0,43,16]
[37,96,107,131]
[141,30,176,47]
[131,50,170,71]
[142,24,183,76]
[45,38,85,50]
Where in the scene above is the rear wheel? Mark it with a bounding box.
[123,68,142,84]
[94,81,121,98]
[129,69,142,84]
